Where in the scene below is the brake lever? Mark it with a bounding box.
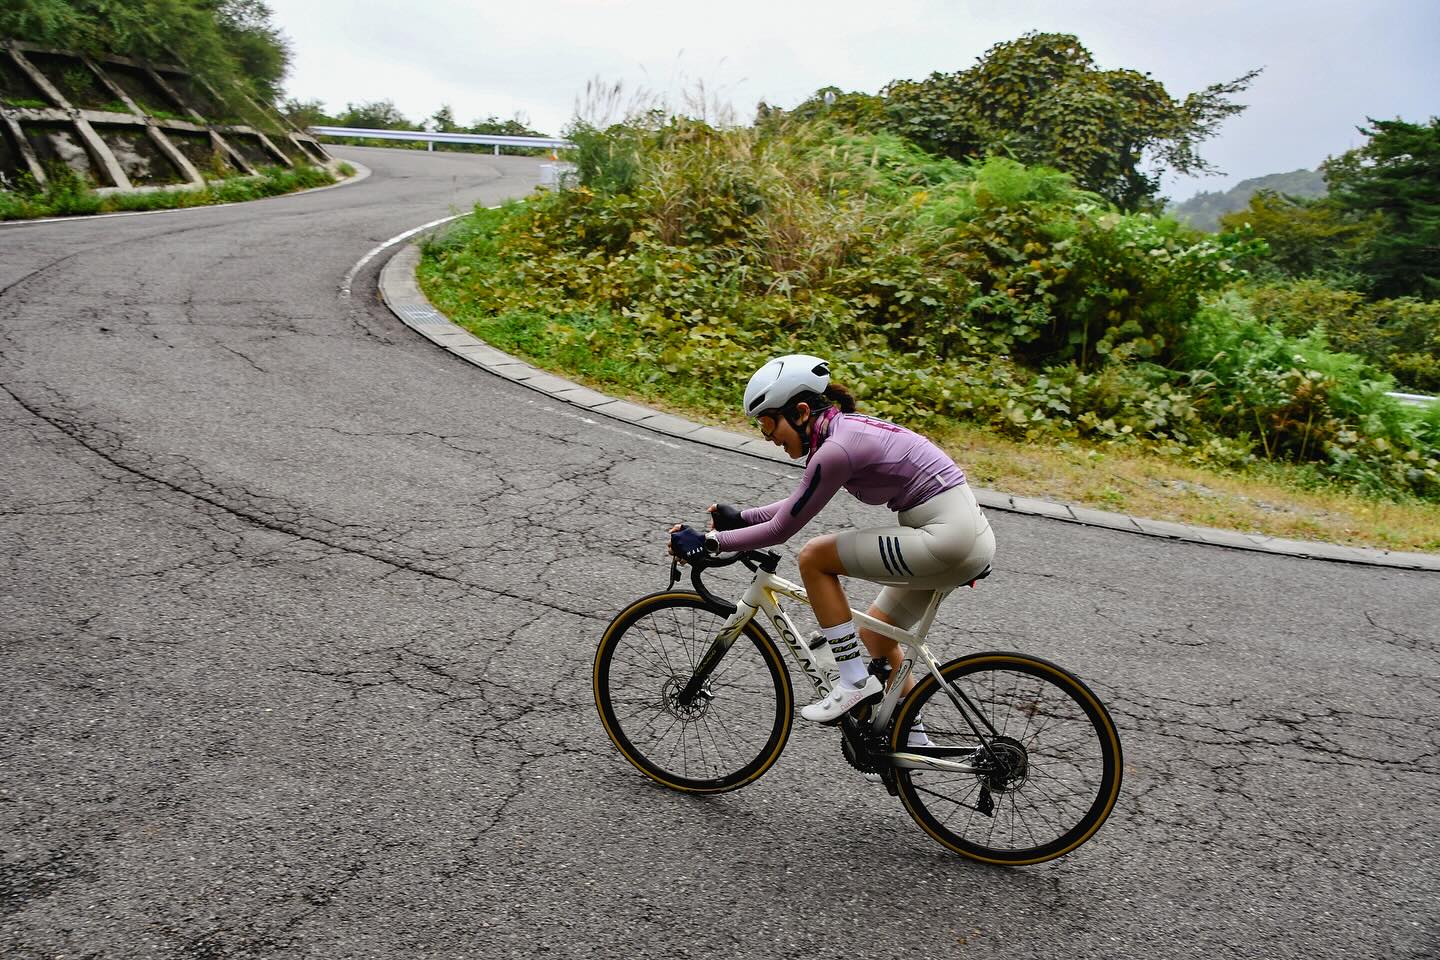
[667,556,681,589]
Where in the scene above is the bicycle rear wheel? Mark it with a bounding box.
[594,591,793,793]
[891,652,1122,865]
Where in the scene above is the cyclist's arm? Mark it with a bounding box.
[713,444,854,553]
[740,500,783,526]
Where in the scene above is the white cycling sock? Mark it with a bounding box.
[822,620,869,687]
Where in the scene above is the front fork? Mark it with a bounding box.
[675,598,756,706]
[678,580,836,704]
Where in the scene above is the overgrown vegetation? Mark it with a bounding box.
[417,34,1439,535]
[765,32,1260,212]
[2,0,291,106]
[0,162,341,220]
[420,131,1436,505]
[1218,117,1440,393]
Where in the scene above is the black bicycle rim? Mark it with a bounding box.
[892,652,1121,865]
[594,592,793,793]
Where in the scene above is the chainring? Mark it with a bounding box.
[839,715,886,773]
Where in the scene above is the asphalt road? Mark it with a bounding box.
[2,146,1437,960]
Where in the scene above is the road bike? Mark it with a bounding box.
[593,547,1122,865]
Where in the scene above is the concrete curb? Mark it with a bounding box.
[378,240,1440,573]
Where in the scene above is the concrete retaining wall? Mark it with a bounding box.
[0,40,330,192]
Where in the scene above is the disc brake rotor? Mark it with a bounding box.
[661,676,714,721]
[978,735,1030,791]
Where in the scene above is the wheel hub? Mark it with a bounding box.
[661,676,714,721]
[978,735,1029,791]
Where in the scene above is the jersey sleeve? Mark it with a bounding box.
[714,443,854,553]
[740,501,783,526]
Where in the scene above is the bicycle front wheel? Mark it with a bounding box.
[594,591,794,794]
[891,652,1122,865]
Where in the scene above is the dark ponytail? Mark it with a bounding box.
[824,383,857,413]
[783,384,858,420]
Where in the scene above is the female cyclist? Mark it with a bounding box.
[669,354,995,723]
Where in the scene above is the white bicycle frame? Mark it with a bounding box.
[697,562,987,775]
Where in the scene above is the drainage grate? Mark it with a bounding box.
[394,304,450,327]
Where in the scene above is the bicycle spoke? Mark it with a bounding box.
[893,656,1119,863]
[597,595,790,792]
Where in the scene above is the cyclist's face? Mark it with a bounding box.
[757,407,808,457]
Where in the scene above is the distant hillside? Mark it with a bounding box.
[1170,169,1327,232]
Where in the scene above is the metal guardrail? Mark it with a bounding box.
[1388,391,1437,407]
[310,126,574,154]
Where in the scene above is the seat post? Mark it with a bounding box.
[908,588,954,647]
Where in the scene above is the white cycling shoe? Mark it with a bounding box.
[801,675,883,723]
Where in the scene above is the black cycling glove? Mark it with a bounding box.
[711,503,747,531]
[670,525,709,562]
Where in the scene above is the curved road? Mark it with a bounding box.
[2,146,1436,960]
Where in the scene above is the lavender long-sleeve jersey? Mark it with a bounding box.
[712,408,967,553]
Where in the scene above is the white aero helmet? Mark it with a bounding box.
[743,354,830,418]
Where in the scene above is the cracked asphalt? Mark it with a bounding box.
[2,145,1437,960]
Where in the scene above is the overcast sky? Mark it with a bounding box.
[266,0,1438,200]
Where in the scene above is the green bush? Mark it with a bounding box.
[421,116,1438,503]
[0,163,337,220]
[1179,293,1437,497]
[1244,279,1440,393]
[0,168,103,217]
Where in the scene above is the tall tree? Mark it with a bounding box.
[211,0,291,103]
[883,32,1259,210]
[280,97,331,130]
[335,100,412,130]
[1219,191,1380,283]
[429,104,460,133]
[1323,117,1440,300]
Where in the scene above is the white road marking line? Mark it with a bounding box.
[339,214,461,299]
[523,398,787,477]
[341,202,505,300]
